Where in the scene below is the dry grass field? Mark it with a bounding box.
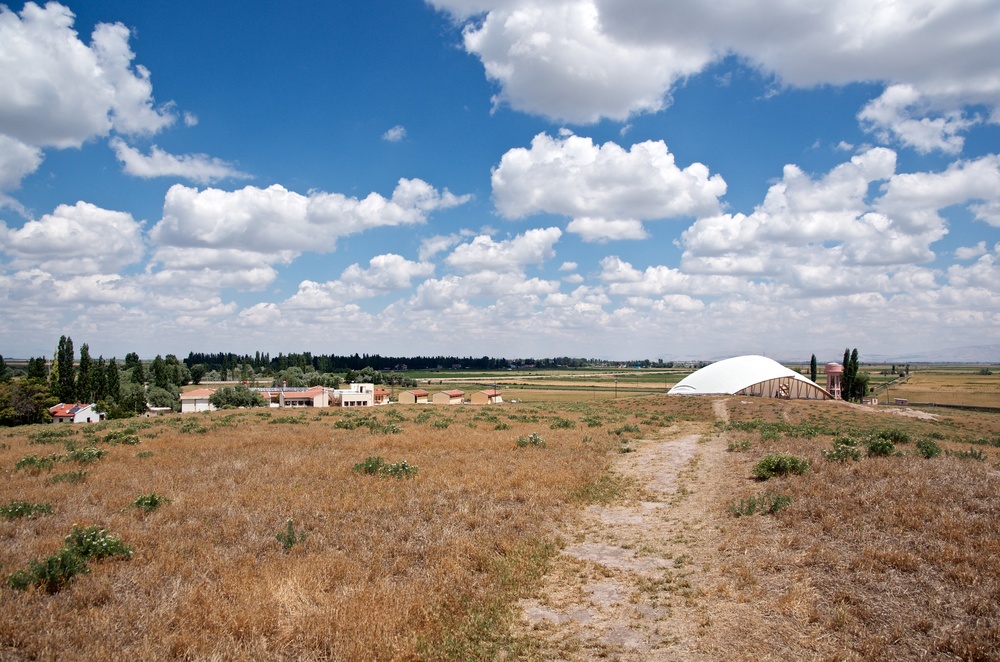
[2,394,999,660]
[883,367,1000,408]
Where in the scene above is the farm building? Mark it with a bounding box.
[668,355,832,400]
[180,389,216,413]
[433,390,464,405]
[470,389,502,405]
[373,389,390,405]
[49,403,104,424]
[398,389,429,404]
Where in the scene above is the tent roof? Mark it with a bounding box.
[668,355,832,399]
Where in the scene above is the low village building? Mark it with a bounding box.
[49,403,104,424]
[433,390,464,405]
[470,389,503,405]
[180,388,217,413]
[373,389,390,405]
[398,389,429,404]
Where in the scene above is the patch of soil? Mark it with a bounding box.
[514,424,728,660]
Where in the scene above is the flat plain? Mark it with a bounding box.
[1,384,998,659]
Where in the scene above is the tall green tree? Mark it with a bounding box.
[93,356,108,402]
[809,354,817,383]
[0,354,8,383]
[106,358,121,403]
[77,343,93,402]
[55,335,76,402]
[151,355,169,390]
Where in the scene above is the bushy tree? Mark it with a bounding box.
[27,357,48,381]
[0,381,53,426]
[146,386,180,412]
[209,385,267,409]
[0,354,8,383]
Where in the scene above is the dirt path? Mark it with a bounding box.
[515,413,732,660]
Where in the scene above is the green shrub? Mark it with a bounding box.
[131,493,171,512]
[136,451,154,458]
[352,456,418,479]
[873,427,910,444]
[822,436,862,462]
[431,419,451,429]
[916,438,942,459]
[947,448,986,461]
[48,470,88,484]
[276,519,307,551]
[727,439,752,453]
[180,420,208,434]
[15,453,59,473]
[29,428,76,445]
[7,526,132,593]
[549,417,575,430]
[102,429,140,445]
[0,500,53,520]
[494,422,511,431]
[729,492,793,517]
[516,433,546,448]
[751,454,809,480]
[866,437,896,457]
[7,548,89,593]
[66,446,106,463]
[63,525,133,561]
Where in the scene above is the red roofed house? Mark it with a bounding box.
[49,403,104,424]
[432,390,464,405]
[398,389,429,404]
[373,389,390,405]
[470,389,503,405]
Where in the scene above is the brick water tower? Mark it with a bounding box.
[825,362,843,399]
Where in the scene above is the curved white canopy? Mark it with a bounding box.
[668,355,832,399]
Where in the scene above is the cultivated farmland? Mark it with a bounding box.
[1,395,998,659]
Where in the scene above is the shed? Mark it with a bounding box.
[180,388,217,413]
[398,389,429,404]
[433,390,464,405]
[470,389,502,405]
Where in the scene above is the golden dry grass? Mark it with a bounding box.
[2,393,999,660]
[0,404,636,660]
[885,368,1000,408]
[707,399,1000,659]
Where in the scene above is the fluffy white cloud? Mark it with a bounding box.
[445,227,562,273]
[0,135,42,191]
[382,125,406,142]
[566,217,647,242]
[149,179,470,269]
[0,2,174,149]
[431,0,1000,148]
[285,254,435,309]
[675,149,1000,299]
[110,138,249,184]
[0,201,144,274]
[858,84,978,154]
[493,132,725,241]
[955,241,987,260]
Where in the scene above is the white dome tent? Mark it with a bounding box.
[668,355,833,400]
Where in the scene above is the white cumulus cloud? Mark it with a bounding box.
[110,138,250,184]
[445,227,563,273]
[493,132,725,241]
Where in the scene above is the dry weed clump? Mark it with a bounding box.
[714,400,1000,659]
[0,403,624,660]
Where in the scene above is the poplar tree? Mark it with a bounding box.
[810,354,817,383]
[55,335,76,402]
[77,343,93,403]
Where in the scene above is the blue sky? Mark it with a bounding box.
[1,0,998,362]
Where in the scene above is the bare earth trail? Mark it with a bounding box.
[515,404,734,660]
